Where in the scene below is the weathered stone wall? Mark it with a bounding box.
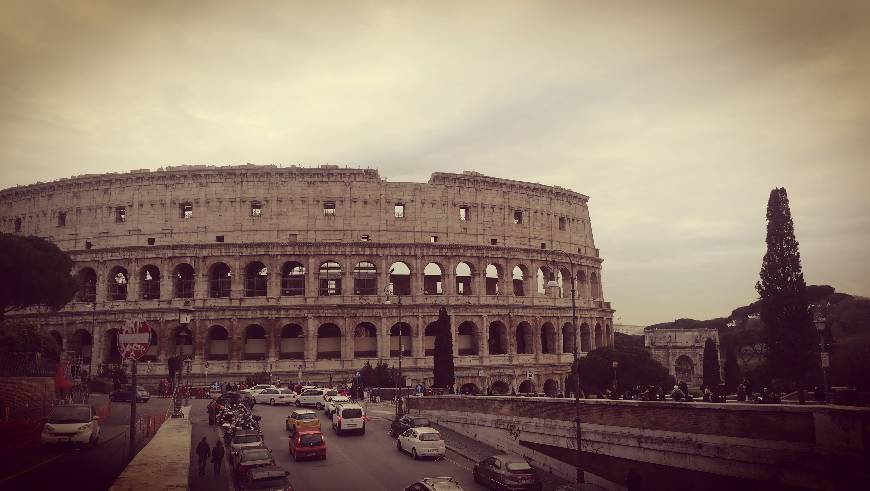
[644,327,720,388]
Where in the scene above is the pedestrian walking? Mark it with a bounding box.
[211,440,225,475]
[195,437,210,476]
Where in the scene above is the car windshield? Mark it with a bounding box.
[326,390,338,396]
[506,462,534,472]
[412,418,430,426]
[419,432,441,441]
[233,435,263,444]
[47,406,90,423]
[341,408,362,418]
[247,477,290,490]
[300,433,323,446]
[241,449,271,461]
[296,413,316,420]
[280,389,294,394]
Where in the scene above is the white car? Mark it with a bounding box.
[296,388,326,408]
[324,396,350,415]
[397,427,445,459]
[332,402,366,434]
[41,404,101,447]
[253,388,295,405]
[241,384,277,395]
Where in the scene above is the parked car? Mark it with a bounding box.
[285,409,321,434]
[321,389,339,406]
[229,430,266,459]
[242,384,278,395]
[239,465,294,491]
[331,402,366,435]
[296,388,326,408]
[390,415,431,437]
[232,447,275,480]
[288,429,326,460]
[40,404,101,447]
[280,389,298,403]
[324,395,349,416]
[253,388,294,406]
[473,454,542,491]
[404,477,465,491]
[109,385,150,403]
[397,427,445,459]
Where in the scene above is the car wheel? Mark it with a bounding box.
[270,399,275,406]
[412,448,418,460]
[315,402,323,409]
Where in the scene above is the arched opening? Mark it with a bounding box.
[209,262,232,298]
[562,323,576,353]
[559,267,572,298]
[319,261,342,296]
[515,322,533,354]
[48,330,63,350]
[488,321,507,355]
[576,270,587,298]
[485,264,501,295]
[281,262,305,296]
[207,326,229,361]
[459,383,480,395]
[591,272,601,299]
[424,322,438,356]
[390,322,412,357]
[540,322,556,354]
[140,265,160,300]
[353,323,377,358]
[455,262,473,295]
[244,324,266,360]
[544,379,558,397]
[244,262,268,297]
[104,328,121,363]
[142,330,158,362]
[388,262,411,295]
[605,323,613,347]
[457,321,478,356]
[580,323,591,352]
[490,380,509,395]
[77,268,97,302]
[173,263,195,299]
[317,324,341,359]
[71,329,92,365]
[536,266,553,295]
[512,265,528,296]
[353,262,378,295]
[108,266,129,301]
[675,355,695,383]
[280,324,304,359]
[594,322,603,348]
[174,326,193,359]
[423,263,444,295]
[518,379,535,394]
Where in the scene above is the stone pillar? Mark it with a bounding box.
[229,318,241,363]
[95,262,107,304]
[341,318,352,360]
[304,316,316,361]
[160,260,173,300]
[377,317,389,359]
[479,315,489,357]
[268,259,281,298]
[194,319,207,361]
[555,318,564,354]
[449,314,458,357]
[307,257,319,299]
[532,318,542,357]
[413,315,424,358]
[196,267,208,300]
[411,256,423,298]
[127,260,139,301]
[155,319,168,362]
[588,318,596,351]
[268,319,280,362]
[230,258,242,298]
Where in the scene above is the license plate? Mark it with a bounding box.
[59,437,70,442]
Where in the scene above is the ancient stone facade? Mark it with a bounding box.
[644,327,719,388]
[1,165,614,393]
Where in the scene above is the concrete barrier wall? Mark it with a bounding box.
[407,396,870,491]
[109,407,190,491]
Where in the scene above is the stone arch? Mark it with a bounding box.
[544,378,558,397]
[488,321,508,355]
[390,322,412,357]
[423,262,444,295]
[490,380,510,395]
[77,267,97,302]
[140,264,160,300]
[70,329,92,364]
[675,355,694,383]
[107,266,129,301]
[104,328,121,363]
[594,322,604,348]
[281,261,306,296]
[559,267,572,298]
[424,321,439,356]
[173,263,195,299]
[580,323,591,352]
[512,265,529,296]
[515,321,533,354]
[562,322,576,353]
[536,266,554,295]
[244,324,266,360]
[576,270,587,298]
[48,330,63,357]
[207,325,229,360]
[485,264,502,295]
[318,261,342,296]
[518,379,535,394]
[590,271,601,298]
[459,383,480,395]
[455,262,474,295]
[540,322,557,354]
[353,322,377,358]
[279,324,304,359]
[456,321,479,356]
[208,262,232,298]
[317,323,342,359]
[353,261,378,295]
[388,261,411,295]
[244,261,268,297]
[174,325,193,359]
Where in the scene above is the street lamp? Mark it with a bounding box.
[384,282,404,418]
[612,361,619,393]
[172,305,194,418]
[544,249,584,485]
[813,305,829,403]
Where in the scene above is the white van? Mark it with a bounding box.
[331,402,365,435]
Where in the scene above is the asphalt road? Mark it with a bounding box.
[0,396,171,491]
[189,399,490,491]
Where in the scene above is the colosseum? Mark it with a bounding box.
[0,164,614,395]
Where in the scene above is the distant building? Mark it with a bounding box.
[613,324,645,336]
[644,326,719,388]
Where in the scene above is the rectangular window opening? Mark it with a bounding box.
[540,242,547,249]
[85,241,93,250]
[490,238,498,245]
[215,235,225,243]
[288,233,298,242]
[323,201,336,216]
[513,210,523,224]
[430,235,438,243]
[57,212,67,227]
[251,201,263,217]
[559,217,566,230]
[394,203,405,218]
[147,237,156,245]
[181,203,193,219]
[361,234,370,242]
[115,206,126,223]
[459,206,469,221]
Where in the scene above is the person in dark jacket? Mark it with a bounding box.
[195,437,210,476]
[211,440,225,475]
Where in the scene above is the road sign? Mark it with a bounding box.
[355,370,361,378]
[820,352,830,368]
[117,319,152,361]
[416,383,424,394]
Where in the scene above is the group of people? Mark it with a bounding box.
[195,436,225,477]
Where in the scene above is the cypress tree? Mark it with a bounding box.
[756,188,815,387]
[702,338,721,387]
[432,307,455,389]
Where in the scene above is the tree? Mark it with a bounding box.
[702,338,721,387]
[432,307,455,388]
[723,343,741,392]
[578,346,674,395]
[0,321,60,358]
[756,188,816,387]
[0,234,78,321]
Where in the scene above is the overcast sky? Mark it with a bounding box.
[1,1,868,325]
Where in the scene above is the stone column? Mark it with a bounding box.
[479,315,489,357]
[411,256,423,298]
[229,318,241,363]
[532,318,542,357]
[304,316,316,361]
[194,319,207,361]
[127,260,139,301]
[160,259,173,300]
[230,258,242,298]
[268,259,281,298]
[268,318,280,362]
[307,257,319,299]
[449,314,458,357]
[95,262,107,304]
[555,318,564,354]
[341,318,352,360]
[413,315,424,358]
[377,317,389,359]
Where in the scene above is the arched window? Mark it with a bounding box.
[455,262,473,295]
[281,262,305,296]
[488,321,507,355]
[317,323,342,359]
[515,322,533,354]
[540,322,556,354]
[390,323,412,357]
[244,261,268,297]
[174,326,193,358]
[457,321,478,356]
[536,266,554,295]
[423,263,443,295]
[675,355,694,383]
[485,264,501,295]
[207,326,229,361]
[512,265,527,296]
[353,262,378,295]
[244,324,266,360]
[353,323,377,358]
[518,379,535,394]
[71,329,93,364]
[424,322,438,356]
[580,323,591,352]
[280,324,304,359]
[388,262,411,295]
[77,268,97,302]
[490,380,509,395]
[544,379,558,397]
[590,272,600,299]
[562,323,575,353]
[140,265,160,300]
[594,322,604,348]
[173,263,195,298]
[108,266,129,301]
[319,261,342,296]
[209,263,232,298]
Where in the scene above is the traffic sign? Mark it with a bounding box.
[820,352,830,368]
[355,370,361,378]
[416,383,424,394]
[117,319,152,361]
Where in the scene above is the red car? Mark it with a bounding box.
[289,429,326,461]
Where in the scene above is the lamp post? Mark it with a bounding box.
[172,306,194,418]
[384,282,404,418]
[612,361,619,394]
[544,249,584,485]
[813,305,829,403]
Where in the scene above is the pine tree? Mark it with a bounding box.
[432,307,455,389]
[702,338,721,387]
[723,343,741,392]
[756,187,815,387]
